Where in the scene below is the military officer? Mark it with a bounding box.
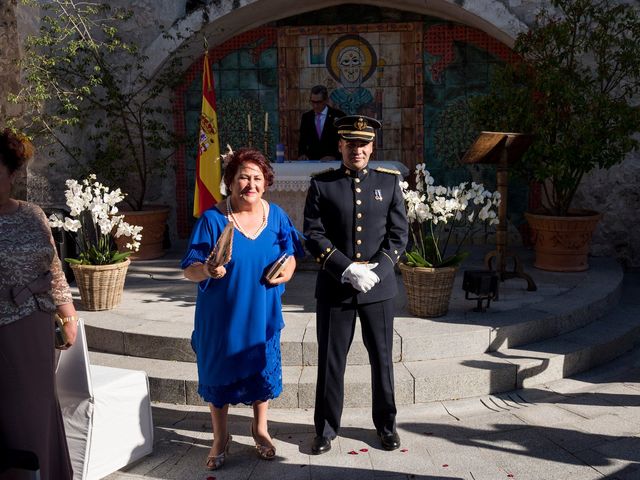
[303,115,408,454]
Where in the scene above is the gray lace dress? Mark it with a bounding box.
[0,200,74,480]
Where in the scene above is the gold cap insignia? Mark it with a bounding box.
[354,117,367,130]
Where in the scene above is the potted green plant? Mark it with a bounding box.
[400,164,500,317]
[49,174,143,311]
[10,0,183,259]
[470,0,640,271]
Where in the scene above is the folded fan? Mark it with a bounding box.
[206,221,234,268]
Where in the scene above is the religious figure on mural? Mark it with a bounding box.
[326,35,377,116]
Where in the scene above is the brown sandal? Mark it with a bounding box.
[205,434,231,470]
[251,425,276,460]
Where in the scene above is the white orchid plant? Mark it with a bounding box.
[400,164,501,268]
[48,174,143,265]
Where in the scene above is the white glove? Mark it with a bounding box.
[342,263,380,293]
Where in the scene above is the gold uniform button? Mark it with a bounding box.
[356,187,361,193]
[356,226,362,232]
[363,169,368,174]
[355,253,362,259]
[355,178,360,183]
[320,253,325,258]
[316,258,320,263]
[356,200,362,205]
[357,213,362,218]
[394,250,398,254]
[356,239,362,245]
[326,247,331,252]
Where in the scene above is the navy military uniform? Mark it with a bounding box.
[303,115,408,450]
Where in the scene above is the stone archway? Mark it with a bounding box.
[145,0,524,77]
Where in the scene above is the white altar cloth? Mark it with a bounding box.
[265,160,408,230]
[270,161,409,191]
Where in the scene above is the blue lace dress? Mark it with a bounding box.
[181,202,304,408]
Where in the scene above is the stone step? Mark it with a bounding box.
[83,257,622,365]
[88,300,640,407]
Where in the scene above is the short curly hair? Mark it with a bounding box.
[223,148,274,193]
[0,129,34,174]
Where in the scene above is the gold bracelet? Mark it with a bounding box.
[55,313,78,326]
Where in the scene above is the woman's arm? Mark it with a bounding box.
[56,302,78,349]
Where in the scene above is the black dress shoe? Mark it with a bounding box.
[379,432,401,451]
[311,436,332,454]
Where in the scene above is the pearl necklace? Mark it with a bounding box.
[226,196,268,240]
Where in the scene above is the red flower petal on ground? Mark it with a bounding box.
[348,450,359,455]
[400,448,408,452]
[442,464,449,467]
[507,475,514,478]
[359,448,368,452]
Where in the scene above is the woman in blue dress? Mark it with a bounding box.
[182,148,304,471]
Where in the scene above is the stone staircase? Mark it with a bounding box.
[80,250,640,408]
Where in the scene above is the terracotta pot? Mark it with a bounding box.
[399,263,458,317]
[70,259,130,311]
[115,206,170,260]
[525,210,602,272]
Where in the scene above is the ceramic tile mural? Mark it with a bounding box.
[173,13,526,237]
[278,23,422,165]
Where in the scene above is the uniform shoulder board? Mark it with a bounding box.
[375,167,401,175]
[310,168,335,177]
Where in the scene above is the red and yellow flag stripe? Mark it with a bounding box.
[193,51,222,217]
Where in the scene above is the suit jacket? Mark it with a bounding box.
[297,106,345,160]
[303,164,409,304]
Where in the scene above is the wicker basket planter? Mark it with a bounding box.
[70,259,130,311]
[399,263,458,318]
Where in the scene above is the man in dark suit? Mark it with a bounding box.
[303,115,408,454]
[297,85,345,160]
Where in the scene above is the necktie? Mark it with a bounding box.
[315,113,323,139]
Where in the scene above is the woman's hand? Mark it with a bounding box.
[266,256,296,285]
[55,303,78,350]
[58,319,78,350]
[204,264,227,279]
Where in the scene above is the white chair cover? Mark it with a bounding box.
[56,320,154,480]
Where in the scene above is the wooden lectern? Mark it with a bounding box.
[461,131,537,292]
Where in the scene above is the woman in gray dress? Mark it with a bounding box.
[0,129,78,480]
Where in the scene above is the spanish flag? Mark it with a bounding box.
[193,51,222,217]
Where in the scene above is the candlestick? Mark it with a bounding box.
[264,112,268,133]
[247,114,252,133]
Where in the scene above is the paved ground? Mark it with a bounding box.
[101,271,640,480]
[104,345,640,480]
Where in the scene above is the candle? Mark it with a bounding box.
[264,112,268,133]
[247,114,252,132]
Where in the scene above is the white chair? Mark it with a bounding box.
[56,320,154,480]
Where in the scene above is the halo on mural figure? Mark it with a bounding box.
[326,34,377,84]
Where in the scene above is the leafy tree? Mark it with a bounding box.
[10,0,183,210]
[470,0,640,216]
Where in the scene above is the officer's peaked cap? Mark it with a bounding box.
[334,115,382,143]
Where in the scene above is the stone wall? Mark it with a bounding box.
[5,0,639,268]
[0,0,26,199]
